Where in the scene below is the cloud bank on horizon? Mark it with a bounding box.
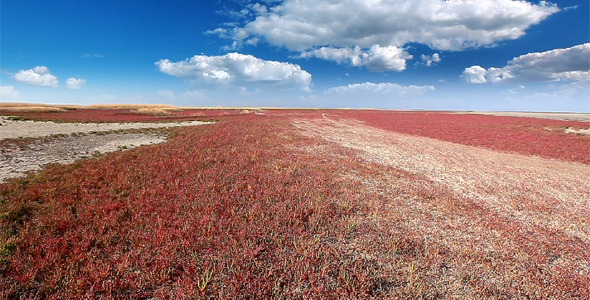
[1,0,589,111]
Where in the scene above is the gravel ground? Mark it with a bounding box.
[0,117,209,182]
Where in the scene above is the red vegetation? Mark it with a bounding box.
[0,116,393,298]
[1,110,589,298]
[334,110,590,164]
[169,109,250,117]
[0,109,247,122]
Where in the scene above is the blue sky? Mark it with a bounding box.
[1,0,589,111]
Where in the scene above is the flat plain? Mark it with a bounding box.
[0,104,589,298]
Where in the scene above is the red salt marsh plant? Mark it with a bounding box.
[1,112,588,298]
[1,108,235,123]
[335,110,590,164]
[294,116,590,298]
[0,115,396,298]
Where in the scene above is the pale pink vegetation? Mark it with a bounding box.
[295,118,590,297]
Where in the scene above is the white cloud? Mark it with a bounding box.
[250,3,268,15]
[222,0,558,53]
[300,45,412,71]
[421,53,441,67]
[66,77,86,90]
[0,85,21,99]
[461,65,488,84]
[325,82,435,97]
[238,86,262,95]
[506,84,526,95]
[156,52,312,91]
[463,43,590,84]
[82,53,105,58]
[13,66,58,87]
[555,79,590,98]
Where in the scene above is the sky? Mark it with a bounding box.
[1,0,589,111]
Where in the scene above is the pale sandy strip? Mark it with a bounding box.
[0,116,210,140]
[294,119,590,244]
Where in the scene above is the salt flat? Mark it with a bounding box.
[0,116,208,139]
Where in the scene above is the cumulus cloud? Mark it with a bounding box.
[421,53,441,67]
[66,77,86,90]
[325,82,435,97]
[13,66,58,87]
[300,45,412,71]
[463,43,590,84]
[461,66,488,84]
[156,52,312,91]
[219,0,558,53]
[0,85,21,99]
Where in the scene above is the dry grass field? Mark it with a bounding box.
[0,105,588,298]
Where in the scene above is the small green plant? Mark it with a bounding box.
[0,240,17,257]
[0,205,29,223]
[198,269,213,292]
[344,217,357,231]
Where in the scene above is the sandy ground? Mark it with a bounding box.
[294,118,590,293]
[0,117,210,182]
[294,118,590,243]
[0,116,208,139]
[566,127,590,135]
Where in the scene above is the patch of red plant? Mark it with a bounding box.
[334,110,590,164]
[1,112,588,298]
[0,115,394,298]
[1,109,238,123]
[169,109,246,117]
